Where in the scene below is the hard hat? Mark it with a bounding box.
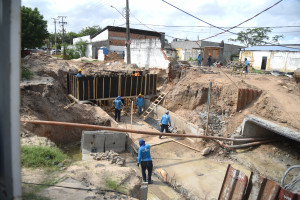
[78,69,82,72]
[117,96,121,100]
[209,53,211,56]
[166,110,169,114]
[139,93,142,96]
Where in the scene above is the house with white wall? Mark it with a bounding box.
[239,46,300,72]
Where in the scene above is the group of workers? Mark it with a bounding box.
[197,53,213,67]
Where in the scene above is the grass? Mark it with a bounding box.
[21,145,69,169]
[22,191,51,200]
[21,66,34,80]
[104,177,126,194]
[251,68,264,74]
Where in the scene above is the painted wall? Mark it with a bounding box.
[91,29,109,42]
[125,39,170,69]
[240,50,300,72]
[73,35,91,44]
[86,43,92,58]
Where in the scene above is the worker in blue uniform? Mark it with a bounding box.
[76,69,83,77]
[113,96,123,122]
[197,53,201,66]
[159,110,171,139]
[245,58,249,74]
[137,139,153,184]
[136,94,144,116]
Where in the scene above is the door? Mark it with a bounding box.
[261,56,267,70]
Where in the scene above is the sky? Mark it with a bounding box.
[21,0,300,46]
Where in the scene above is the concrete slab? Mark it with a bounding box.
[105,132,127,153]
[81,131,105,154]
[240,114,300,142]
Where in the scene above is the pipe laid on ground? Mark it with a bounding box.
[213,139,278,149]
[21,120,271,142]
[170,139,202,152]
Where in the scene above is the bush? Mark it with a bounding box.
[21,145,69,168]
[22,66,34,80]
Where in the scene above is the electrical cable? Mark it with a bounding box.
[21,181,128,196]
[200,0,283,41]
[161,0,300,50]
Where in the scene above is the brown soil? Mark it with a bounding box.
[163,66,300,134]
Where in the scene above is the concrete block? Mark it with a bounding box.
[140,182,148,200]
[81,131,105,154]
[104,132,127,153]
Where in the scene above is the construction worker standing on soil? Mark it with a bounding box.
[159,110,171,139]
[207,53,212,67]
[136,94,144,116]
[76,69,83,77]
[113,96,123,122]
[197,53,201,66]
[137,139,153,184]
[245,58,249,74]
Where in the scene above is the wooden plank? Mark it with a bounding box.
[109,77,111,98]
[102,77,104,99]
[77,78,79,99]
[144,74,147,96]
[136,76,138,95]
[124,76,127,97]
[130,76,132,96]
[141,76,143,95]
[118,75,121,96]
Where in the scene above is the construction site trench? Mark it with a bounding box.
[20,54,300,199]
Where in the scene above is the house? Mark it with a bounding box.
[240,45,300,72]
[73,26,165,59]
[170,40,243,64]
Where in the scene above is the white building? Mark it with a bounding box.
[240,46,300,72]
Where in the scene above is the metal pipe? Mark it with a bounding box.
[21,120,272,142]
[213,139,278,149]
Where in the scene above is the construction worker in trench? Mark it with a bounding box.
[137,139,153,184]
[159,110,171,139]
[136,93,144,116]
[76,69,83,77]
[113,96,123,122]
[197,52,201,66]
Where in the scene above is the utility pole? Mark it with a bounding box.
[58,16,67,44]
[126,0,131,64]
[51,18,58,55]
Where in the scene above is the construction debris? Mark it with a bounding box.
[91,150,125,166]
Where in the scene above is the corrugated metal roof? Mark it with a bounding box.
[241,45,300,52]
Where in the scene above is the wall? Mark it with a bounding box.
[144,99,204,136]
[73,35,91,44]
[125,39,170,69]
[86,43,92,58]
[240,51,300,72]
[92,29,109,42]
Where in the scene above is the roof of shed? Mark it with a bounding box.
[91,26,163,39]
[241,45,300,52]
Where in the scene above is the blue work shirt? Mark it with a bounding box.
[161,114,171,125]
[245,60,249,67]
[138,144,152,163]
[136,97,144,107]
[76,73,82,77]
[197,55,201,61]
[113,99,123,109]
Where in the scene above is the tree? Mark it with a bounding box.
[78,25,102,37]
[21,6,49,49]
[64,32,79,45]
[229,28,284,47]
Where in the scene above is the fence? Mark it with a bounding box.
[67,73,157,101]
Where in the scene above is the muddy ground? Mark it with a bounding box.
[20,53,300,199]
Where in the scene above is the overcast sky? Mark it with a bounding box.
[22,0,300,46]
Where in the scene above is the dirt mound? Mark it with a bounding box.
[162,67,300,136]
[105,52,123,61]
[21,54,118,144]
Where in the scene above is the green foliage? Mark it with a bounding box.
[78,25,102,37]
[229,28,284,47]
[187,57,197,61]
[75,39,87,57]
[21,145,69,169]
[104,178,126,194]
[22,191,50,200]
[22,66,34,80]
[230,53,240,61]
[21,6,49,49]
[251,68,263,74]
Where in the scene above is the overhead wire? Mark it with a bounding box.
[161,0,300,50]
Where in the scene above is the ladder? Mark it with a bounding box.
[140,92,167,120]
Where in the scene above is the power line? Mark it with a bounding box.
[131,24,300,29]
[201,0,283,41]
[161,0,300,50]
[58,16,67,44]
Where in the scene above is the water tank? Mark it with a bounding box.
[100,47,108,55]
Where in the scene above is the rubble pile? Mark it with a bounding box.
[91,150,125,166]
[105,52,123,61]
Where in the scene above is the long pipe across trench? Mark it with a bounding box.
[21,120,271,142]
